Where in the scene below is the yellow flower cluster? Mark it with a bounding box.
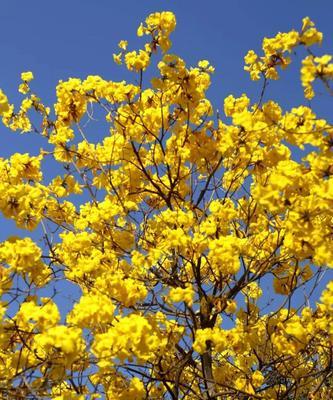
[92,313,182,366]
[19,71,34,94]
[66,291,115,329]
[0,9,331,400]
[16,297,60,331]
[244,17,322,81]
[0,237,50,286]
[33,325,86,368]
[192,283,333,397]
[208,236,246,275]
[113,11,176,72]
[124,50,150,71]
[301,54,333,99]
[137,11,176,52]
[168,284,195,306]
[0,89,12,117]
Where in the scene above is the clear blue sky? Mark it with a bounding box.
[0,0,332,107]
[0,0,332,311]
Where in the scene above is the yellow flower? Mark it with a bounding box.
[118,40,128,50]
[125,50,150,71]
[243,282,263,300]
[21,71,34,82]
[0,89,11,116]
[113,52,122,65]
[225,299,237,314]
[168,285,195,307]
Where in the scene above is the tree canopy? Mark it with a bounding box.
[0,10,332,400]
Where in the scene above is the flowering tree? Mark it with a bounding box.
[0,11,332,400]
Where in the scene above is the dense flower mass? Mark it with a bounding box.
[0,10,332,400]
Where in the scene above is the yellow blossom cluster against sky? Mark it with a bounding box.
[0,9,332,400]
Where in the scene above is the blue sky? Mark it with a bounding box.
[0,0,332,312]
[0,0,332,106]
